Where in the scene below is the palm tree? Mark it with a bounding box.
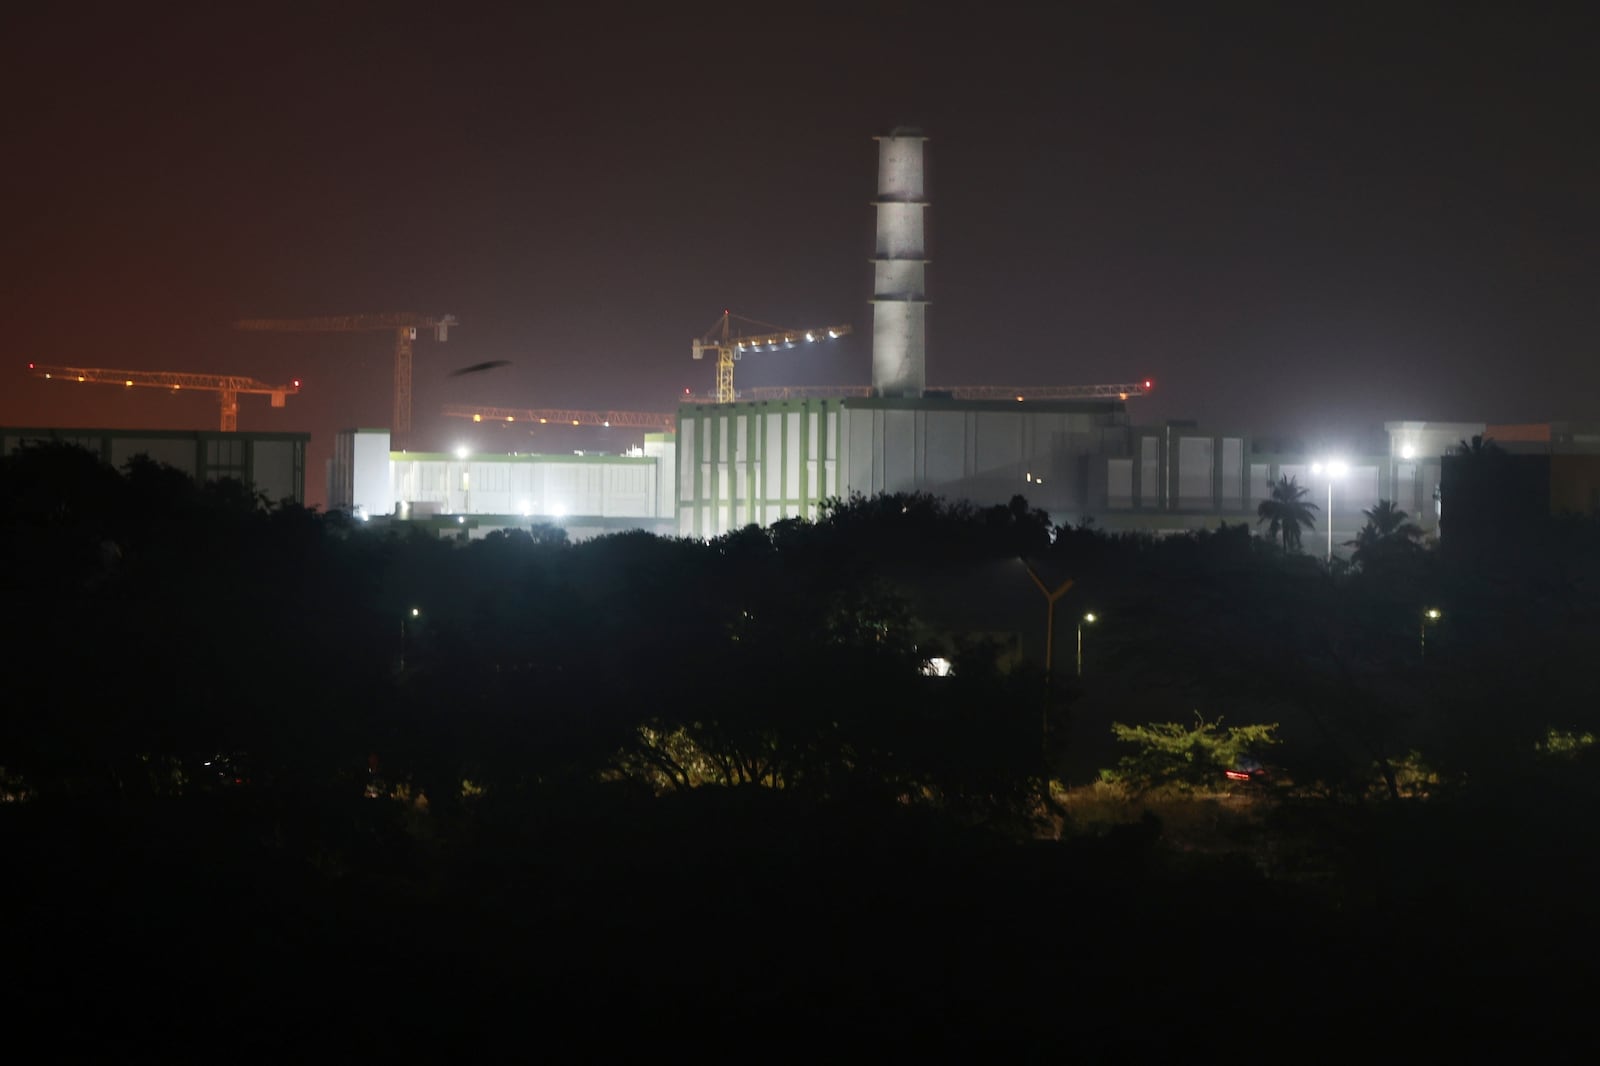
[1257,475,1319,554]
[1451,433,1503,458]
[1346,499,1424,569]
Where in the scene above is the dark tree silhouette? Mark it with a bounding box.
[1347,499,1424,570]
[1256,475,1319,553]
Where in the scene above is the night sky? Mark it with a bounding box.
[5,5,1595,508]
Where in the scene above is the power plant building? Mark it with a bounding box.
[2,426,309,505]
[314,130,1597,556]
[674,395,1129,537]
[331,428,677,540]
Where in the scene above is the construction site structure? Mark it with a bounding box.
[692,311,852,404]
[442,404,676,431]
[234,313,456,442]
[871,130,929,398]
[28,363,301,432]
[736,380,1155,402]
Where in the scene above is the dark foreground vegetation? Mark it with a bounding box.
[4,441,1600,1057]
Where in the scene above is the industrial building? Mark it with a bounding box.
[319,130,1596,555]
[330,428,677,540]
[2,426,308,506]
[17,129,1593,560]
[672,131,1432,550]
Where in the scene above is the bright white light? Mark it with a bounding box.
[454,445,470,460]
[411,608,420,617]
[1329,460,1349,478]
[1311,462,1323,475]
[827,330,838,339]
[1401,444,1417,460]
[457,515,466,524]
[552,505,566,519]
[805,332,815,342]
[520,500,532,517]
[1083,612,1097,623]
[921,657,954,678]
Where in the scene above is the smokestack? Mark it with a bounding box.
[871,129,928,398]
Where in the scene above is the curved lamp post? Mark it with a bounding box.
[1020,560,1074,763]
[1019,560,1074,679]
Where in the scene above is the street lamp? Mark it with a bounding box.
[1020,559,1075,763]
[453,445,471,514]
[1310,459,1349,563]
[1019,560,1075,679]
[401,607,420,671]
[1420,607,1442,662]
[1077,612,1097,677]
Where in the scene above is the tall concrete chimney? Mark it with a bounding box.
[871,129,928,398]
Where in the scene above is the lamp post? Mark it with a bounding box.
[454,444,471,514]
[400,606,420,671]
[1019,561,1075,680]
[1420,607,1442,662]
[1310,459,1349,563]
[1020,560,1074,763]
[1077,612,1097,677]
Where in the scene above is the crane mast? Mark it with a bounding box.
[692,311,852,403]
[234,313,456,443]
[28,364,301,431]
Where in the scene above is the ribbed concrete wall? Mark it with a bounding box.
[871,132,929,399]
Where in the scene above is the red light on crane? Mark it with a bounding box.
[1143,379,1153,390]
[292,379,301,389]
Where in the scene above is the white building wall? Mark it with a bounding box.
[349,431,391,516]
[676,400,845,538]
[384,453,664,523]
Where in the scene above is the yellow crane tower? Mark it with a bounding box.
[692,310,852,404]
[233,313,457,443]
[28,363,301,431]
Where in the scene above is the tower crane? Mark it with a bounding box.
[233,313,456,443]
[729,380,1155,402]
[28,363,301,431]
[442,403,676,431]
[692,311,852,404]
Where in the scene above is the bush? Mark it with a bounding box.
[1102,713,1279,795]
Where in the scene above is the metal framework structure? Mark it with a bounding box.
[735,380,1155,402]
[937,380,1155,401]
[28,363,300,431]
[234,313,456,442]
[692,311,852,404]
[442,403,676,431]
